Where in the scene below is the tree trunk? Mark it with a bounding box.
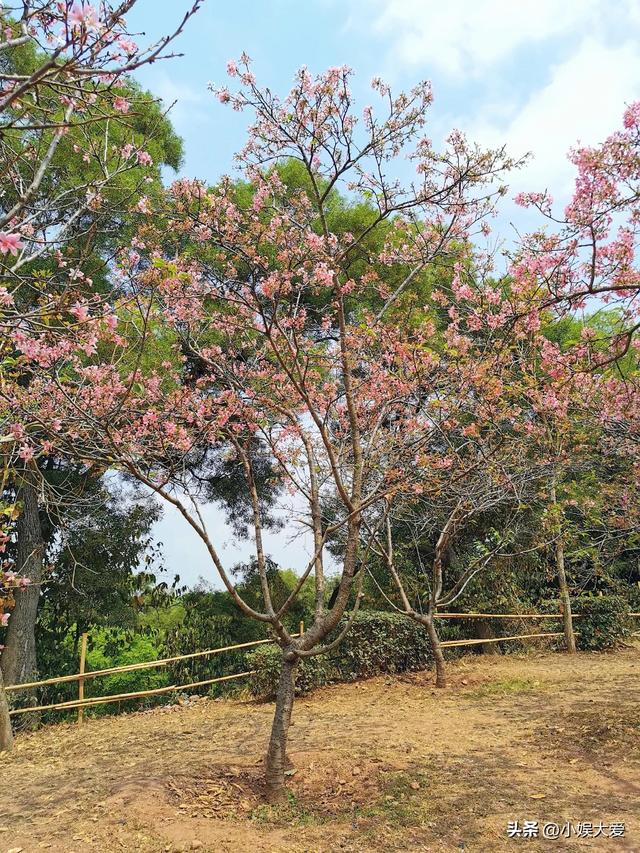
[0,668,13,752]
[474,619,501,655]
[424,614,447,688]
[555,536,576,654]
[1,476,44,688]
[264,653,298,802]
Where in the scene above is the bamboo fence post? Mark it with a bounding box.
[78,633,87,726]
[299,619,304,637]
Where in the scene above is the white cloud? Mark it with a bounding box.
[149,72,210,138]
[462,37,640,200]
[361,0,603,76]
[345,0,640,79]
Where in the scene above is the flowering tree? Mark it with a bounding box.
[511,94,640,643]
[354,266,560,685]
[370,442,542,687]
[512,101,640,340]
[432,94,640,653]
[0,1,201,288]
[0,0,203,691]
[6,61,517,794]
[519,315,640,652]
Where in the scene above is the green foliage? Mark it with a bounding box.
[575,595,631,650]
[331,611,434,679]
[162,567,315,693]
[248,644,331,700]
[24,627,170,722]
[247,611,435,699]
[83,630,170,713]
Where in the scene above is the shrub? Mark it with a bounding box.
[575,595,631,650]
[247,611,434,699]
[331,611,433,679]
[247,644,332,699]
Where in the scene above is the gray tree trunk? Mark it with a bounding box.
[424,614,447,688]
[0,667,13,752]
[1,476,44,686]
[474,619,501,655]
[265,653,298,801]
[556,536,576,654]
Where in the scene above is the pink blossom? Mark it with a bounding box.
[113,96,130,114]
[18,444,34,462]
[71,302,89,322]
[69,3,99,30]
[136,196,151,214]
[136,150,153,166]
[1,613,9,628]
[0,232,23,256]
[118,38,138,56]
[623,102,640,129]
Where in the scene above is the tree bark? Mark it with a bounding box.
[550,480,576,654]
[474,619,502,655]
[423,614,447,688]
[264,652,298,802]
[0,668,13,752]
[555,535,576,654]
[1,476,44,687]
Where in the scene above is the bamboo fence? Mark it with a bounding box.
[5,612,638,720]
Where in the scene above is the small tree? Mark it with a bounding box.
[367,418,544,687]
[8,61,516,797]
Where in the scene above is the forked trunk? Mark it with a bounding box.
[424,614,447,688]
[0,668,13,752]
[264,653,298,802]
[555,536,576,654]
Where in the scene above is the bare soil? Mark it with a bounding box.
[1,645,639,852]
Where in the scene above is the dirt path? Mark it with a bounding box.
[1,647,639,852]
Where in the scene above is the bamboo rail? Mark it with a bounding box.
[440,631,566,648]
[5,635,280,693]
[434,612,580,620]
[5,612,638,716]
[8,613,639,693]
[8,670,256,716]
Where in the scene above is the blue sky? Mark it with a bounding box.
[125,0,640,587]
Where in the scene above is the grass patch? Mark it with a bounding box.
[249,790,321,827]
[467,677,542,699]
[357,771,428,828]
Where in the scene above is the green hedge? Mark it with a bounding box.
[247,611,435,699]
[575,595,631,650]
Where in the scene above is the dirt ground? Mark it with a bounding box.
[1,645,639,853]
